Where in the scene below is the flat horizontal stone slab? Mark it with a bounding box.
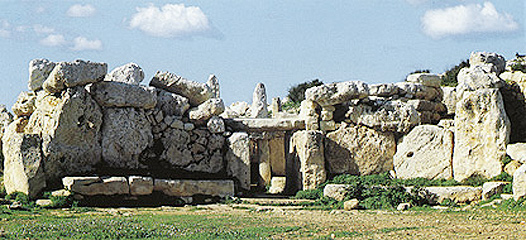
[153,179,234,198]
[424,186,482,204]
[63,176,129,196]
[225,118,305,131]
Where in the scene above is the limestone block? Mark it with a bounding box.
[224,118,305,131]
[441,87,457,115]
[424,186,482,204]
[397,203,411,211]
[394,82,442,101]
[406,73,441,87]
[469,52,506,74]
[325,123,395,175]
[2,120,45,198]
[206,74,220,98]
[437,119,454,132]
[28,59,56,91]
[153,179,234,198]
[456,65,505,94]
[159,128,192,167]
[319,120,335,131]
[207,116,225,133]
[504,160,522,176]
[482,182,508,200]
[305,81,369,106]
[344,199,360,210]
[299,100,319,118]
[156,90,190,117]
[513,164,526,201]
[101,108,153,169]
[324,184,350,201]
[43,60,107,93]
[269,136,286,176]
[104,62,144,85]
[369,83,400,97]
[35,199,53,207]
[507,143,526,163]
[345,100,420,133]
[129,176,154,196]
[12,91,36,117]
[150,71,212,106]
[89,81,157,109]
[405,99,446,113]
[189,98,225,121]
[63,176,129,196]
[250,83,268,118]
[226,132,252,190]
[394,125,453,180]
[453,89,509,181]
[290,130,326,190]
[270,97,281,116]
[258,139,272,187]
[221,101,250,118]
[268,177,286,194]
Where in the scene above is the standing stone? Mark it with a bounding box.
[150,71,213,106]
[290,130,326,190]
[28,59,56,91]
[43,60,107,93]
[12,92,36,117]
[101,107,153,169]
[271,97,281,116]
[226,132,252,190]
[104,63,144,85]
[156,90,190,117]
[513,164,526,201]
[305,81,369,106]
[25,87,103,178]
[2,119,45,198]
[441,86,457,116]
[0,105,13,172]
[456,65,505,94]
[258,139,272,187]
[250,83,268,118]
[453,89,510,181]
[269,136,286,176]
[206,74,220,98]
[325,123,396,175]
[394,125,454,180]
[188,98,225,121]
[88,81,157,109]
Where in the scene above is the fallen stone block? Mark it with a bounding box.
[153,179,234,198]
[129,176,154,196]
[63,176,129,196]
[424,186,482,204]
[43,60,107,93]
[89,81,157,109]
[150,71,213,106]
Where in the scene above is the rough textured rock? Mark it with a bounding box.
[394,82,442,101]
[369,83,399,97]
[344,199,360,210]
[257,139,272,187]
[250,83,268,118]
[406,73,441,87]
[207,116,225,134]
[504,160,522,176]
[156,90,190,117]
[325,123,395,175]
[221,101,250,118]
[441,86,457,115]
[206,74,220,98]
[28,58,56,91]
[225,118,306,131]
[500,71,526,88]
[456,65,505,94]
[345,100,420,133]
[153,179,234,198]
[506,143,526,163]
[101,108,153,169]
[12,91,36,117]
[397,203,411,211]
[104,63,144,85]
[437,119,454,132]
[63,176,129,196]
[2,119,45,198]
[405,99,446,113]
[394,125,453,180]
[226,132,251,190]
[324,184,350,201]
[453,89,510,181]
[482,182,508,200]
[150,71,213,106]
[469,52,506,74]
[268,177,286,194]
[425,186,482,204]
[305,81,369,106]
[269,136,286,176]
[43,60,107,93]
[0,105,14,171]
[500,82,526,143]
[129,176,154,196]
[513,164,526,201]
[25,87,103,178]
[188,98,225,121]
[290,130,326,190]
[89,81,157,109]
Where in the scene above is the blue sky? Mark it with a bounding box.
[0,0,524,108]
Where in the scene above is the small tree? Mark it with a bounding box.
[287,79,323,103]
[441,60,469,87]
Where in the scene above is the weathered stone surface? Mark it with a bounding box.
[104,63,144,85]
[513,164,526,201]
[369,83,399,97]
[63,176,129,196]
[453,89,510,181]
[269,136,286,176]
[226,132,251,190]
[394,125,453,180]
[499,81,526,143]
[258,139,272,186]
[153,179,234,198]
[437,119,454,132]
[397,203,411,211]
[207,116,225,134]
[155,90,190,117]
[101,108,153,169]
[441,86,457,115]
[406,73,441,87]
[469,52,506,74]
[2,119,45,198]
[305,81,369,106]
[456,65,505,94]
[270,97,281,117]
[290,130,326,190]
[150,71,213,106]
[160,128,192,167]
[482,182,508,200]
[507,143,526,163]
[345,100,420,133]
[89,81,157,109]
[406,99,446,113]
[206,74,220,98]
[319,120,336,131]
[43,60,107,93]
[299,100,319,118]
[394,82,442,101]
[500,71,526,88]
[425,186,482,204]
[325,123,395,175]
[224,118,305,131]
[188,98,225,121]
[0,105,13,151]
[12,91,36,117]
[250,83,268,118]
[129,176,153,196]
[35,199,53,207]
[221,101,250,118]
[504,160,522,176]
[28,59,56,91]
[344,199,360,210]
[25,87,103,178]
[268,177,286,194]
[324,184,349,201]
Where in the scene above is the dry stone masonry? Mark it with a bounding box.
[2,52,526,205]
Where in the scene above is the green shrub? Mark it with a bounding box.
[6,191,30,204]
[281,100,301,112]
[511,63,526,73]
[0,176,6,198]
[441,59,469,87]
[286,79,323,103]
[294,188,323,200]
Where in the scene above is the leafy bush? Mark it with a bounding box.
[511,63,526,73]
[6,191,30,204]
[286,79,323,103]
[0,176,6,198]
[294,188,323,200]
[441,59,469,87]
[281,100,301,112]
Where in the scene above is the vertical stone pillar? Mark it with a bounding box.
[271,97,281,117]
[258,139,272,187]
[226,132,252,190]
[206,74,220,98]
[250,83,268,118]
[290,130,326,190]
[269,136,286,176]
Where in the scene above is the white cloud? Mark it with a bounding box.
[33,24,54,34]
[0,20,10,38]
[71,36,102,51]
[422,1,519,38]
[67,4,96,17]
[40,34,66,46]
[129,3,210,38]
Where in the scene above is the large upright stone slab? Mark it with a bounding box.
[513,164,526,201]
[453,89,510,181]
[257,139,272,187]
[43,60,107,93]
[89,81,157,109]
[394,125,453,180]
[269,136,286,176]
[325,123,395,176]
[305,81,369,106]
[25,87,103,178]
[150,71,213,106]
[28,58,56,91]
[456,65,505,94]
[250,83,268,118]
[290,130,326,190]
[226,132,252,190]
[104,62,144,85]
